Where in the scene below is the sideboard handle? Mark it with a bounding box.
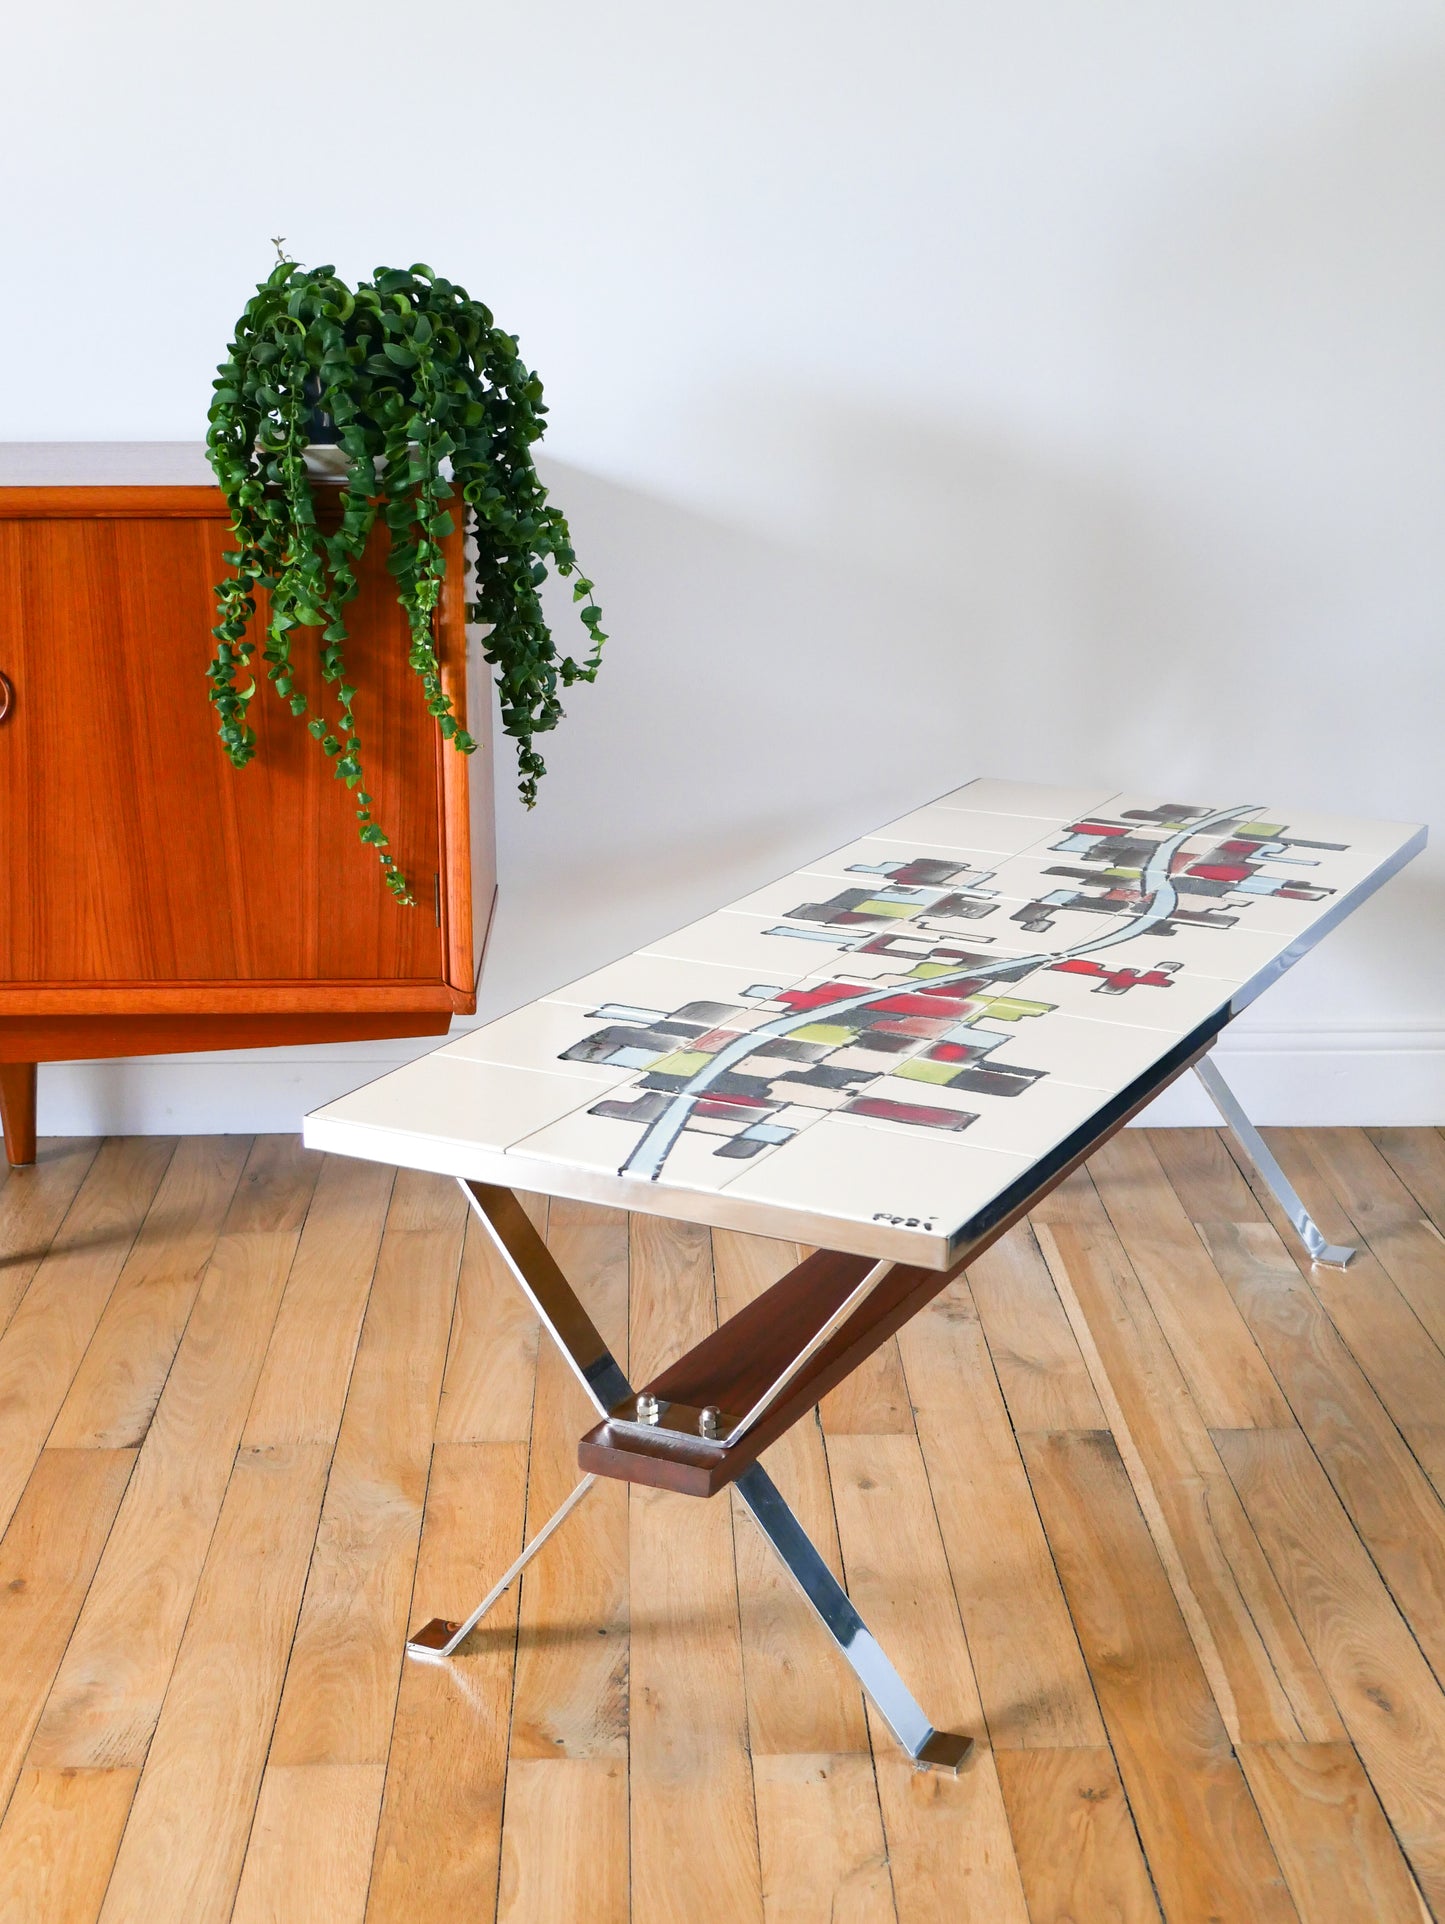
[0,673,11,724]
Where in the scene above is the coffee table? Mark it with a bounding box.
[304,779,1425,1772]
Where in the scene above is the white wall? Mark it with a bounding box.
[4,0,1443,1131]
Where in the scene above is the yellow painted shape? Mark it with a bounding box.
[976,994,1050,1023]
[649,1050,713,1076]
[909,965,981,990]
[894,1057,962,1086]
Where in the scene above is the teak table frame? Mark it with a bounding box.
[404,1043,1352,1772]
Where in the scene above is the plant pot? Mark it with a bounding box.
[301,443,353,483]
[302,372,343,446]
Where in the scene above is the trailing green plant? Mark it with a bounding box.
[205,256,606,904]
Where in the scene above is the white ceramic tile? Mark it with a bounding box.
[771,947,1231,1036]
[761,931,1216,1023]
[720,1113,1030,1240]
[833,1070,1110,1160]
[642,909,870,975]
[865,805,1063,857]
[1269,811,1425,865]
[508,1094,826,1190]
[763,945,1021,995]
[973,915,1293,989]
[798,1000,1182,1103]
[1007,957,1235,1033]
[716,872,1016,941]
[542,951,812,1016]
[927,778,1122,820]
[1016,817,1379,903]
[1175,836,1423,933]
[1097,794,1424,865]
[996,807,1425,953]
[715,852,1293,986]
[956,1009,1179,1091]
[876,835,1301,923]
[827,844,1096,902]
[439,1001,651,1082]
[307,1055,604,1154]
[720,873,897,920]
[782,836,1017,892]
[984,844,1151,893]
[1199,860,1406,937]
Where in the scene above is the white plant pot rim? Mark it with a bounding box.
[301,442,426,482]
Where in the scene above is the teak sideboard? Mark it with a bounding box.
[0,443,497,1164]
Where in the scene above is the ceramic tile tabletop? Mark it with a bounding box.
[305,779,1426,1265]
[866,804,1070,857]
[927,778,1124,820]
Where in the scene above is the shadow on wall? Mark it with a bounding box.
[481,430,1164,1023]
[485,39,1445,1029]
[489,438,1434,1039]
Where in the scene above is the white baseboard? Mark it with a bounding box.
[1133,1024,1445,1126]
[30,1022,1445,1138]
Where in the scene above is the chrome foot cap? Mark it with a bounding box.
[406,1617,461,1660]
[914,1731,973,1774]
[1312,1243,1357,1270]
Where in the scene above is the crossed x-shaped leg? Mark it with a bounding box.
[403,1057,1348,1774]
[405,1180,973,1773]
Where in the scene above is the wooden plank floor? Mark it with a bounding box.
[0,1128,1443,1920]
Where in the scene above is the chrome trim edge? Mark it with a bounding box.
[944,1008,1229,1264]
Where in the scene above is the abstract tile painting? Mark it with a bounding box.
[520,793,1411,1184]
[307,780,1423,1257]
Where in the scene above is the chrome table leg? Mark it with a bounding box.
[406,1178,636,1662]
[408,1474,598,1660]
[1192,1056,1356,1268]
[414,1181,966,1773]
[458,1181,632,1416]
[734,1462,972,1773]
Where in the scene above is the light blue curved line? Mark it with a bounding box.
[620,804,1259,1182]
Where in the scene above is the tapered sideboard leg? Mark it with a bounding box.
[0,1063,37,1166]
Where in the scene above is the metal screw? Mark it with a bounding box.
[636,1394,661,1424]
[699,1406,721,1439]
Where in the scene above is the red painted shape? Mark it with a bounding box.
[926,1042,974,1062]
[844,1096,975,1131]
[1070,821,1126,836]
[871,993,971,1017]
[874,1017,956,1039]
[775,983,858,1011]
[1188,863,1252,883]
[1050,958,1175,992]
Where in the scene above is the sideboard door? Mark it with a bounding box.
[0,513,454,987]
